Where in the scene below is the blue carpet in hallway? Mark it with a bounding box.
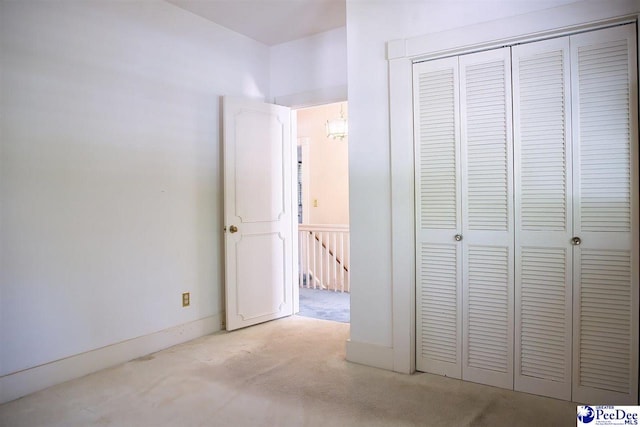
[297,287,350,323]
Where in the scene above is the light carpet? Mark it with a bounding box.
[0,316,576,426]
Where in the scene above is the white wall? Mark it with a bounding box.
[270,26,347,105]
[345,0,597,357]
[0,0,269,400]
[297,102,349,225]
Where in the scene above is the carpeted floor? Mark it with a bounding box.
[0,316,576,427]
[297,287,350,323]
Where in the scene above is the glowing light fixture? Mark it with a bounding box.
[326,104,348,140]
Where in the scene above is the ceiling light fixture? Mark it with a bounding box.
[326,104,348,140]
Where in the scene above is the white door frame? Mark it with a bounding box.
[387,2,639,374]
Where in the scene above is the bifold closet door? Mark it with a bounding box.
[512,37,573,401]
[415,24,638,404]
[414,49,514,386]
[459,47,514,389]
[414,56,463,378]
[570,24,638,405]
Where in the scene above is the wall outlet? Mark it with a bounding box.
[182,292,190,307]
[313,198,318,207]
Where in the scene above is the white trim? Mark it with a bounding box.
[389,56,415,374]
[0,314,222,404]
[388,2,639,61]
[298,224,349,232]
[299,139,311,228]
[387,39,406,61]
[388,1,639,377]
[291,112,300,315]
[346,340,394,371]
[274,85,348,109]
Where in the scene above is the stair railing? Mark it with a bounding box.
[298,224,350,292]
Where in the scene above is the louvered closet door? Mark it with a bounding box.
[459,48,514,389]
[414,57,463,378]
[570,24,638,405]
[512,37,573,401]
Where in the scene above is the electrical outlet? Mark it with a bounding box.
[182,292,190,307]
[313,199,318,207]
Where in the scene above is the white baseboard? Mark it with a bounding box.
[346,339,394,371]
[0,314,222,404]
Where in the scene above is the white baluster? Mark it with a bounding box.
[306,231,310,288]
[331,232,337,291]
[311,231,316,289]
[300,231,309,287]
[323,232,328,289]
[320,232,325,289]
[344,235,351,292]
[298,231,303,287]
[340,232,344,292]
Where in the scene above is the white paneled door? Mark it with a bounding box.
[223,97,294,331]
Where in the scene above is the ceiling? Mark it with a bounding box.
[166,0,347,46]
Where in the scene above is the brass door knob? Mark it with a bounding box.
[229,225,238,233]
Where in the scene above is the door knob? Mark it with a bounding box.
[571,236,581,246]
[229,225,238,233]
[454,234,463,241]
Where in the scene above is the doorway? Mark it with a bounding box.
[294,101,350,323]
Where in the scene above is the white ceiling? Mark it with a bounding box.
[166,0,347,46]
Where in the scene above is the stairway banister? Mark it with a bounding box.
[298,224,349,232]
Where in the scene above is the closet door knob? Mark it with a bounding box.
[454,234,463,241]
[229,225,238,233]
[571,236,581,246]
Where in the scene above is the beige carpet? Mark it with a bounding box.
[0,316,576,426]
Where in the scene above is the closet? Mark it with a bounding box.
[414,23,638,404]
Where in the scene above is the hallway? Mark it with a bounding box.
[297,287,350,323]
